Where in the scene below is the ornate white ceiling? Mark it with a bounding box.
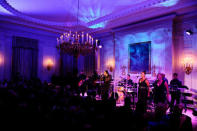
[0,0,196,32]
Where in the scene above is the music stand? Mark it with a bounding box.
[182,92,193,112]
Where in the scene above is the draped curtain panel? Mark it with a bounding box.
[12,36,38,80]
[61,52,95,77]
[61,53,74,76]
[84,52,95,76]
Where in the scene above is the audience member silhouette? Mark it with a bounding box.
[0,72,193,130]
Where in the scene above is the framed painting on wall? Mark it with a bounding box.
[128,41,151,74]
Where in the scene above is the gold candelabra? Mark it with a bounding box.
[184,63,193,75]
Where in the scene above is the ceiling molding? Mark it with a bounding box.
[0,14,106,35]
[87,0,170,26]
[0,0,196,33]
[0,22,59,38]
[0,15,62,34]
[0,0,87,27]
[88,0,197,33]
[0,0,171,28]
[93,13,176,38]
[112,13,176,32]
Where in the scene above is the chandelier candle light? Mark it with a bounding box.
[56,0,99,58]
[183,56,193,75]
[57,31,98,57]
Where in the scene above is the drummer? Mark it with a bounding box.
[124,74,133,87]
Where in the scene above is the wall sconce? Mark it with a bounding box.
[183,57,193,75]
[0,53,4,66]
[106,58,115,72]
[43,58,54,71]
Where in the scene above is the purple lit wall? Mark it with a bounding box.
[173,13,197,91]
[0,21,59,82]
[99,15,174,83]
[99,13,197,91]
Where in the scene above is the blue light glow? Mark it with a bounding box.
[78,2,110,29]
[0,5,13,15]
[156,0,179,7]
[79,11,107,28]
[88,22,106,29]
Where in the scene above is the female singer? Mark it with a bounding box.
[153,73,169,104]
[101,70,112,100]
[138,71,150,112]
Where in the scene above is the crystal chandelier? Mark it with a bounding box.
[57,31,98,57]
[56,0,98,58]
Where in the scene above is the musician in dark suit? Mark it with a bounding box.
[78,72,87,96]
[170,73,182,112]
[124,74,133,87]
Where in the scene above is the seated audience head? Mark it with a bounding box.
[155,103,168,119]
[172,104,183,116]
[124,96,131,107]
[73,68,78,76]
[136,101,146,113]
[79,71,84,75]
[93,70,98,75]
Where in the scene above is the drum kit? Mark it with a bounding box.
[116,79,138,104]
